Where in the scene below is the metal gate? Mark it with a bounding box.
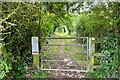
[40,37,90,72]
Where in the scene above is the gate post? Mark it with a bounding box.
[88,37,95,72]
[32,37,39,69]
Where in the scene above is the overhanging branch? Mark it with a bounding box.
[1,3,21,22]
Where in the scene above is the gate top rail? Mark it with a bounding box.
[42,44,87,46]
[41,37,88,39]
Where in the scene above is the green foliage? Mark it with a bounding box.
[40,73,47,78]
[0,46,27,79]
[91,33,119,78]
[75,3,120,38]
[0,46,13,79]
[31,71,47,78]
[1,2,73,78]
[76,13,92,37]
[0,61,12,79]
[1,2,120,78]
[1,2,49,78]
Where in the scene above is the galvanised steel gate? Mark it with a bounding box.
[40,37,90,72]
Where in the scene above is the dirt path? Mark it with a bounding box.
[48,39,85,78]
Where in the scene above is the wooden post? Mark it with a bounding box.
[91,37,95,71]
[33,54,39,68]
[32,37,39,68]
[89,37,95,72]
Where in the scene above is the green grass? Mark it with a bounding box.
[42,32,88,66]
[67,52,87,61]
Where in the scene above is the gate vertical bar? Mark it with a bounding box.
[87,37,89,72]
[82,38,84,53]
[40,39,43,70]
[88,38,91,71]
[41,52,43,70]
[88,37,95,72]
[91,37,95,71]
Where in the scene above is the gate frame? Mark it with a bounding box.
[40,37,92,72]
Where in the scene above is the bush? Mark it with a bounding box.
[90,33,119,78]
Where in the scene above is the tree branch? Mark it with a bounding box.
[1,3,21,22]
